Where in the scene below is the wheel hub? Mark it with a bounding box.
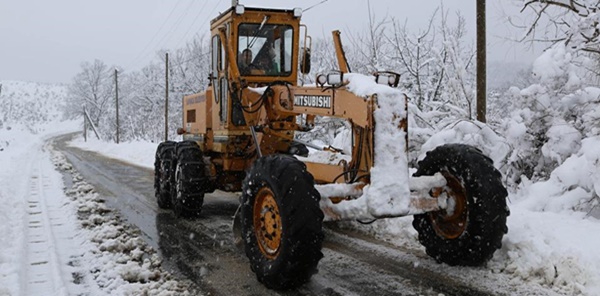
[429,172,468,239]
[253,187,282,259]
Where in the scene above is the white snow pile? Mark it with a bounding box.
[50,149,197,295]
[318,73,411,220]
[514,136,600,213]
[418,119,510,168]
[68,135,158,168]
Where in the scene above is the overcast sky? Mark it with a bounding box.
[0,0,539,84]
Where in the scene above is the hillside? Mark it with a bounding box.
[0,80,69,130]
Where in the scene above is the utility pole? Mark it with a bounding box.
[476,0,487,123]
[165,52,169,142]
[115,68,120,144]
[83,106,87,142]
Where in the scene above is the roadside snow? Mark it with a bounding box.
[68,136,160,169]
[0,121,196,295]
[489,208,600,295]
[0,121,80,296]
[51,150,196,295]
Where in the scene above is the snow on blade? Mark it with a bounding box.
[320,73,410,220]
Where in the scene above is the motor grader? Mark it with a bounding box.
[154,4,509,290]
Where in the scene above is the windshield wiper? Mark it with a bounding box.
[248,15,269,48]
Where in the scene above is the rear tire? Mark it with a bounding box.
[241,155,324,290]
[412,144,509,266]
[171,141,208,218]
[154,141,176,209]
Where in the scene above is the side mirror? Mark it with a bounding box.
[300,47,311,74]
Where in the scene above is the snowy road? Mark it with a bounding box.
[53,133,562,295]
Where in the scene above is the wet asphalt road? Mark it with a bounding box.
[53,133,496,296]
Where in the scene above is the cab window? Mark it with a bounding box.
[237,24,293,76]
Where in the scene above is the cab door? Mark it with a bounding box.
[211,34,229,131]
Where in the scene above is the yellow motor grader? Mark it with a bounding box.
[154,4,509,290]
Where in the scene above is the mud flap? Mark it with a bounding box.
[232,204,244,253]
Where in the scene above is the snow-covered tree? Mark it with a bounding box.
[389,9,443,108]
[65,35,211,142]
[518,0,600,56]
[439,11,476,120]
[66,59,113,127]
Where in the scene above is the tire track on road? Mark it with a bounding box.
[23,149,73,296]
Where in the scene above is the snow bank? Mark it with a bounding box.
[514,136,600,213]
[489,208,600,295]
[68,135,159,169]
[418,119,510,168]
[0,125,33,296]
[50,150,196,295]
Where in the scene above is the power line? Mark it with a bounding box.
[129,0,226,75]
[126,0,229,76]
[126,0,196,71]
[304,0,330,12]
[151,0,197,55]
[174,0,223,50]
[173,1,211,50]
[127,0,186,69]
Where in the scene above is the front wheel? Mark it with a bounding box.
[241,155,324,290]
[413,144,509,266]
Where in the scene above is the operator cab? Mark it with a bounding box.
[181,5,309,148]
[210,5,304,86]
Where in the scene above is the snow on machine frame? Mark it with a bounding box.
[153,3,509,290]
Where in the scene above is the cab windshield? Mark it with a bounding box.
[237,23,293,76]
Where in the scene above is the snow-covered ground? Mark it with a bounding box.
[0,81,196,295]
[0,122,198,295]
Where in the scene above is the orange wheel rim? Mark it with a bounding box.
[429,172,468,239]
[253,187,283,259]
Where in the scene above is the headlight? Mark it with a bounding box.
[374,71,400,87]
[327,73,344,86]
[293,7,302,18]
[235,5,245,15]
[316,72,345,87]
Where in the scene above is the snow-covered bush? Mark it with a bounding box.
[514,136,600,213]
[496,43,600,188]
